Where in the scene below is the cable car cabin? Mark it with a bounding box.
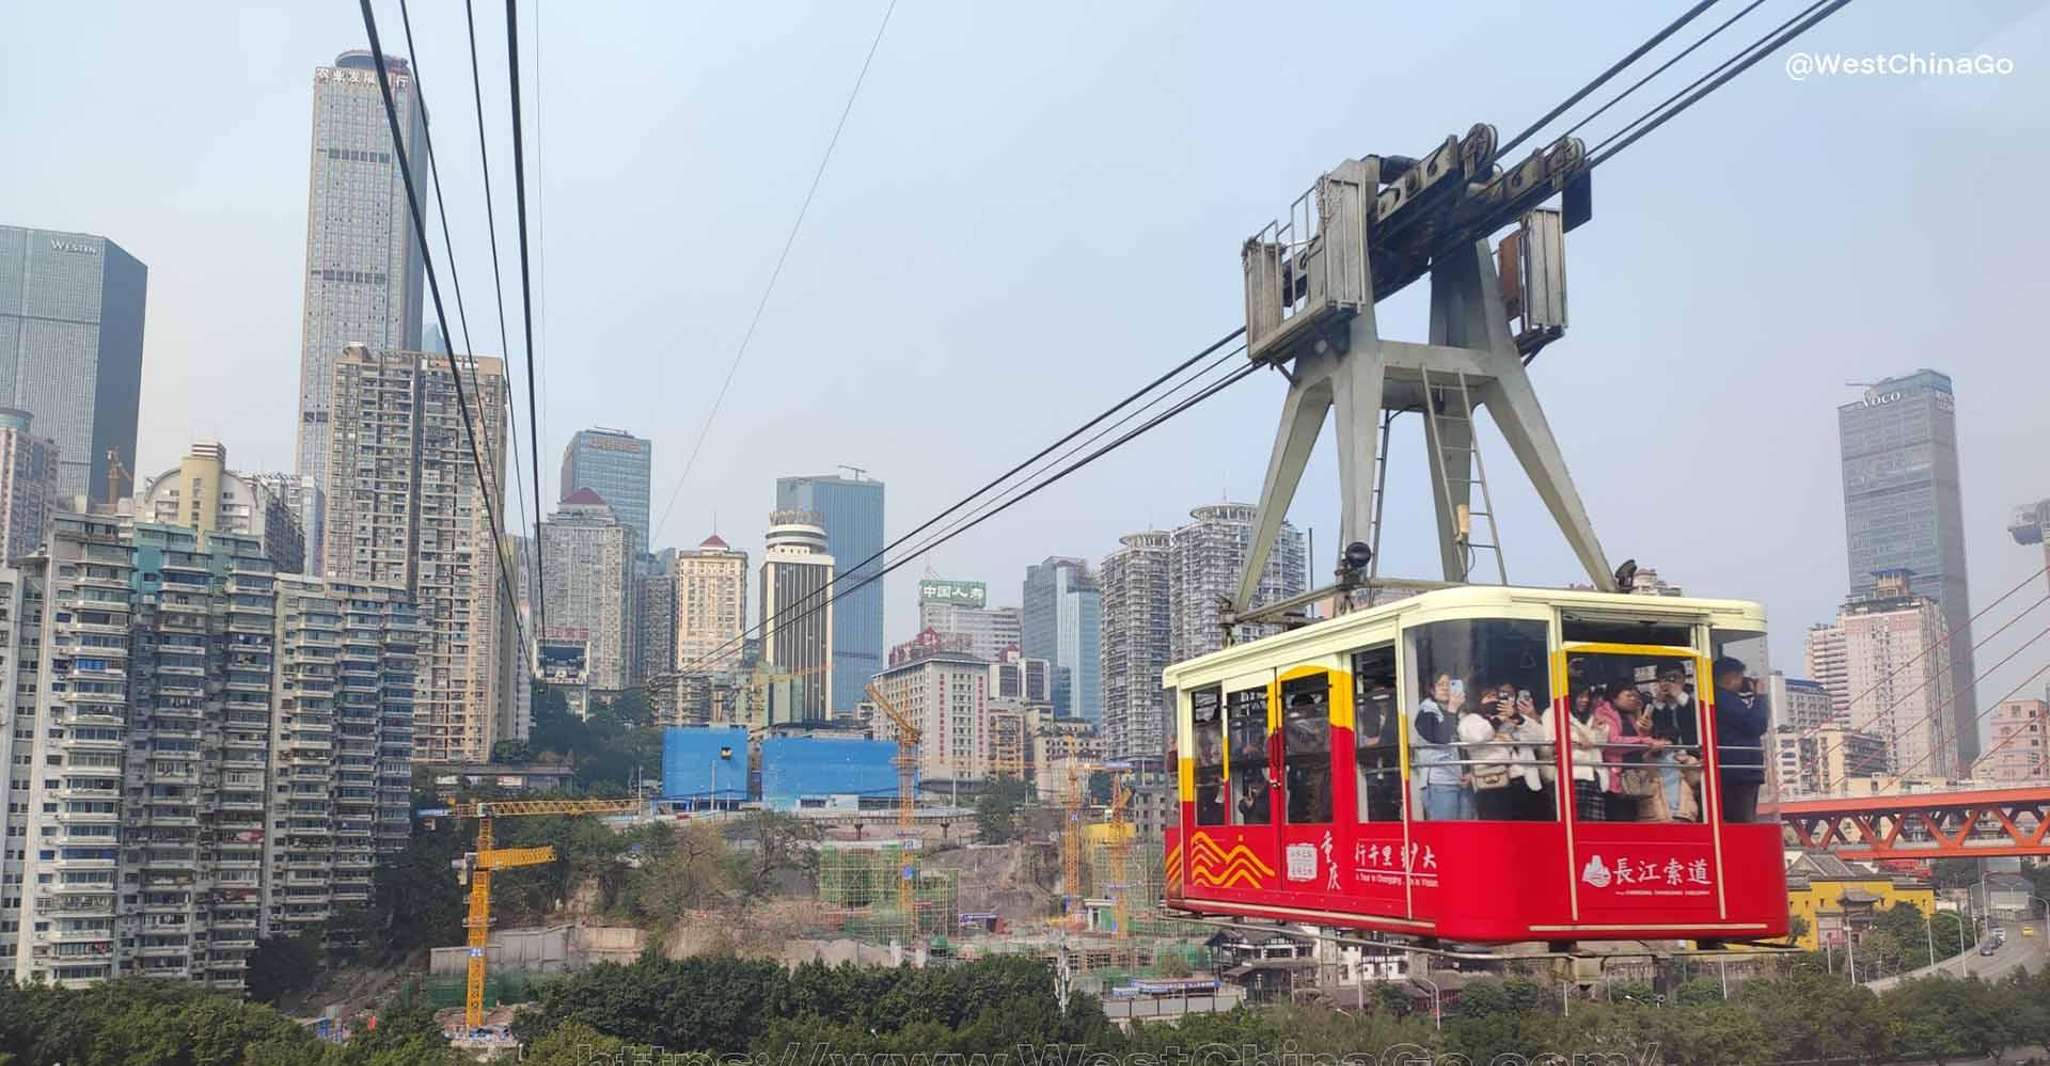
[1162,585,1785,947]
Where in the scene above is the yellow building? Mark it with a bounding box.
[1785,851,1935,951]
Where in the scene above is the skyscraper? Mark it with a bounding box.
[1100,531,1173,763]
[540,490,636,691]
[1022,557,1101,722]
[1169,503,1307,662]
[760,511,835,721]
[561,428,652,552]
[0,409,57,561]
[675,534,747,673]
[295,51,427,514]
[0,226,147,504]
[325,345,510,762]
[1837,371,1978,764]
[776,473,883,714]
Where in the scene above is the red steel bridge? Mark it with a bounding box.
[1775,786,2050,861]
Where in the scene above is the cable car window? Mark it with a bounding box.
[1709,629,1772,824]
[1351,645,1401,822]
[1406,619,1555,822]
[1562,611,1694,648]
[1281,675,1331,824]
[1562,651,1704,824]
[1191,688,1225,826]
[1227,688,1271,825]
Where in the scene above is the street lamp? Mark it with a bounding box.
[1410,970,1441,1030]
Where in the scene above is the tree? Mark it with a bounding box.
[974,777,1032,844]
[1931,857,1979,890]
[491,737,533,764]
[246,929,325,1005]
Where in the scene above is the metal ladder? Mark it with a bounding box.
[1421,366,1507,584]
[1365,408,1399,581]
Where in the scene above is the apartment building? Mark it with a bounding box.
[325,344,510,762]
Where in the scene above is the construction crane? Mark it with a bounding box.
[1105,774,1133,944]
[104,447,131,508]
[864,681,921,918]
[443,797,643,1032]
[1059,760,1130,929]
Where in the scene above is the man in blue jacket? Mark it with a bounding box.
[1712,656,1770,823]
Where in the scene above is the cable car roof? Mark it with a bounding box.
[1163,583,1766,688]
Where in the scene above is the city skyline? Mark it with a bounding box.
[4,6,2049,718]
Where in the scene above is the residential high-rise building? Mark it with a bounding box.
[1974,698,2049,784]
[561,428,652,552]
[871,645,990,784]
[1810,571,1959,778]
[760,511,834,721]
[1100,530,1173,763]
[324,344,510,762]
[1169,503,1307,662]
[0,226,147,504]
[1022,556,1101,721]
[540,489,636,691]
[633,551,678,684]
[0,408,57,560]
[776,473,883,715]
[916,578,1021,660]
[251,472,325,575]
[138,441,306,574]
[266,575,419,937]
[294,51,427,518]
[1768,673,1838,734]
[0,514,416,989]
[1804,623,1850,723]
[1772,726,1890,798]
[675,534,746,673]
[1837,371,1978,765]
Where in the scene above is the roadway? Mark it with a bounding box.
[1863,918,2045,991]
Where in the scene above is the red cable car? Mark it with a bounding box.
[1162,585,1786,946]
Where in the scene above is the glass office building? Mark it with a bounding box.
[775,473,884,714]
[1023,556,1102,722]
[0,226,146,505]
[1837,369,1978,765]
[562,427,652,551]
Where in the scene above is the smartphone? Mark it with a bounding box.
[1448,679,1466,704]
[1518,689,1532,704]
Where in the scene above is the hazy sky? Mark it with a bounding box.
[6,1,2048,737]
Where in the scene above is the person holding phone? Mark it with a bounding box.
[1411,673,1470,821]
[1713,656,1770,823]
[1461,678,1519,820]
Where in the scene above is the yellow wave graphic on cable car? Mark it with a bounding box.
[1187,833,1275,890]
[1164,843,1183,890]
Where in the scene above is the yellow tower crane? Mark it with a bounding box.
[444,797,643,1032]
[1059,760,1130,930]
[864,682,921,917]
